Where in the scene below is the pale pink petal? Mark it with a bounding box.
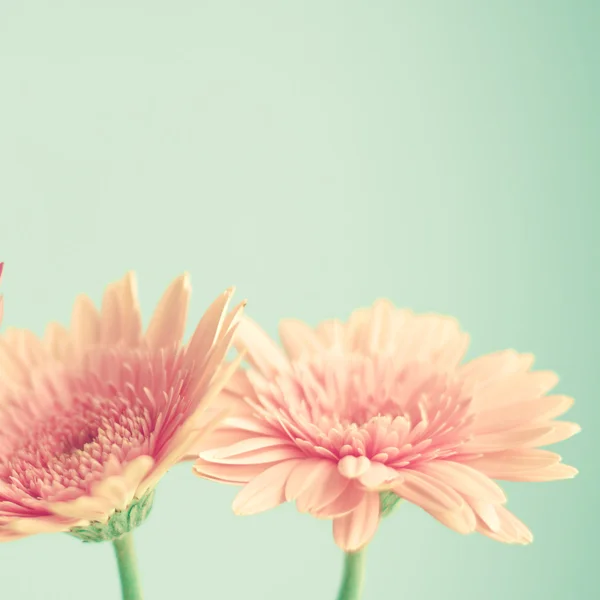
[7,515,86,535]
[338,455,371,479]
[315,319,345,350]
[467,499,501,532]
[426,503,477,535]
[432,332,470,371]
[232,460,302,515]
[91,477,132,512]
[367,299,395,354]
[474,395,575,433]
[471,371,559,411]
[294,462,349,514]
[70,295,101,355]
[314,483,365,519]
[459,351,535,391]
[184,288,235,369]
[193,460,271,485]
[465,422,580,452]
[195,415,279,451]
[476,505,533,544]
[278,319,324,360]
[285,459,332,501]
[49,496,116,523]
[358,463,401,490]
[98,272,142,347]
[0,530,28,542]
[392,470,465,513]
[496,463,578,482]
[332,492,380,552]
[201,437,304,466]
[416,461,506,504]
[458,449,577,481]
[43,322,71,362]
[234,317,290,376]
[0,336,33,388]
[145,273,190,349]
[343,308,371,353]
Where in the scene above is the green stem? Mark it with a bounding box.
[336,548,367,600]
[112,533,144,600]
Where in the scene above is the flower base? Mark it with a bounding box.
[379,491,403,518]
[68,490,155,543]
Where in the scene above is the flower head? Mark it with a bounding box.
[194,301,579,552]
[0,272,244,542]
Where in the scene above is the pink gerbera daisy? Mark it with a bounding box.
[194,300,579,554]
[0,271,244,548]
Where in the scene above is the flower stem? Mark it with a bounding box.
[336,548,367,600]
[113,533,144,600]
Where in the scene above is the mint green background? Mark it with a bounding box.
[0,2,597,599]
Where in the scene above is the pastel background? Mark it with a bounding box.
[0,2,597,599]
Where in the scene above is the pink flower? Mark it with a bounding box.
[194,301,580,552]
[0,272,244,542]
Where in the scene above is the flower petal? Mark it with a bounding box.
[294,461,350,514]
[416,461,506,504]
[234,317,290,377]
[232,460,302,516]
[392,470,465,512]
[332,492,380,552]
[193,460,271,485]
[338,456,371,479]
[358,463,401,490]
[476,505,533,544]
[145,273,190,349]
[70,295,101,355]
[314,482,365,519]
[278,319,323,360]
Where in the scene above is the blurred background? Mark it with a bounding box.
[1,2,598,599]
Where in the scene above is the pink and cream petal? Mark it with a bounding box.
[232,459,302,516]
[457,448,577,481]
[315,319,345,350]
[145,273,191,349]
[471,371,560,411]
[476,505,533,545]
[193,460,272,485]
[332,492,380,552]
[6,515,86,535]
[285,459,333,501]
[43,322,71,362]
[48,496,117,523]
[313,483,365,519]
[426,503,477,535]
[358,462,401,490]
[392,470,465,513]
[234,317,290,377]
[338,455,371,479]
[70,295,101,355]
[184,288,235,371]
[473,395,575,434]
[293,461,348,514]
[459,351,535,392]
[416,461,506,504]
[278,319,324,360]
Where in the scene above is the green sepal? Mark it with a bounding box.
[67,489,155,543]
[379,491,403,518]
